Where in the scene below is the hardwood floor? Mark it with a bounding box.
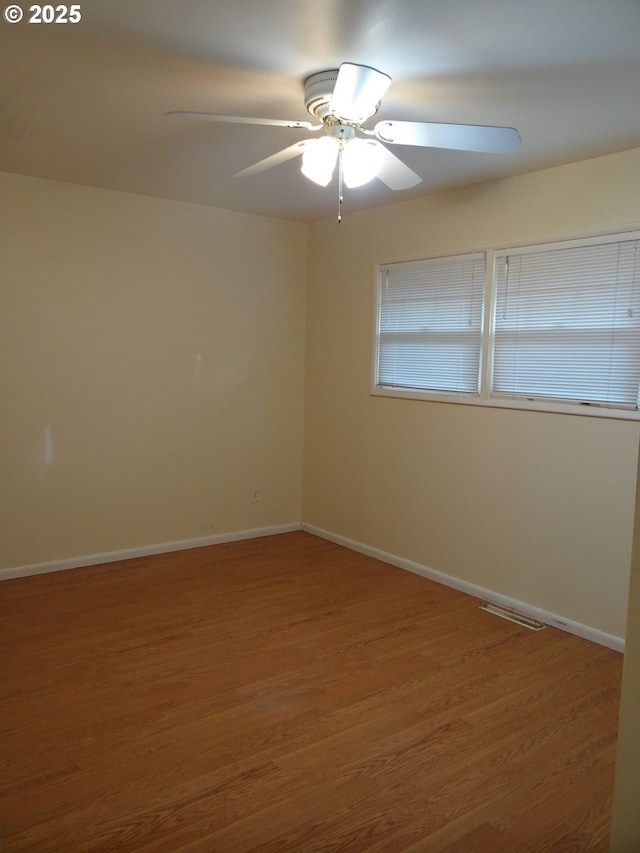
[0,532,623,851]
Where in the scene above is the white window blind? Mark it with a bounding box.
[376,253,485,395]
[493,238,640,409]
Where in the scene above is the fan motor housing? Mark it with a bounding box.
[304,70,339,119]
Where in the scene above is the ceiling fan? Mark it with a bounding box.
[167,63,521,219]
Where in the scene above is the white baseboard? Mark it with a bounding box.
[0,523,302,581]
[301,523,625,653]
[3,520,625,653]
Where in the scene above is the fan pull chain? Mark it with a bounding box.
[337,146,344,223]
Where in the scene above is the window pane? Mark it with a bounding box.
[377,255,485,395]
[493,239,640,408]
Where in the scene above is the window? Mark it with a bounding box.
[376,253,485,396]
[493,238,640,408]
[374,232,640,418]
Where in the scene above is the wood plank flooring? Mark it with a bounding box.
[0,532,623,851]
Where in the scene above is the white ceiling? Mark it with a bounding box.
[1,0,639,222]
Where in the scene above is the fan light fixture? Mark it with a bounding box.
[301,136,383,188]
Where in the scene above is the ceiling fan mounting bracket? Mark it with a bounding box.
[325,116,357,142]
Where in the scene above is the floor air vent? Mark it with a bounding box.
[480,603,546,631]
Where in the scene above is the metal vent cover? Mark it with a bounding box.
[480,602,546,631]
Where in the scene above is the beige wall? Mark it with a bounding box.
[610,440,640,851]
[304,149,640,640]
[0,173,307,567]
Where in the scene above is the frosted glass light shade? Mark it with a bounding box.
[301,137,338,186]
[330,63,392,124]
[342,139,383,188]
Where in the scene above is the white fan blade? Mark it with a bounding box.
[165,111,321,130]
[234,140,309,177]
[375,143,422,190]
[375,120,521,154]
[329,63,392,124]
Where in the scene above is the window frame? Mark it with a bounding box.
[371,229,640,421]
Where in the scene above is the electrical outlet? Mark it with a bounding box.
[250,488,260,503]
